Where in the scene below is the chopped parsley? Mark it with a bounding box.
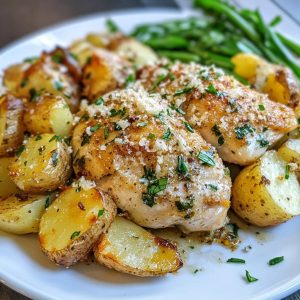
[162,128,173,140]
[177,155,189,177]
[54,81,64,91]
[218,136,225,146]
[141,167,168,207]
[149,74,168,92]
[70,231,81,240]
[44,195,51,209]
[235,123,255,140]
[106,19,119,33]
[227,223,239,237]
[20,77,29,88]
[207,184,218,191]
[257,136,269,148]
[15,145,26,157]
[125,73,135,87]
[81,133,91,146]
[227,258,245,264]
[49,135,62,142]
[51,151,59,167]
[148,133,156,139]
[285,165,290,179]
[184,121,194,133]
[114,123,122,131]
[90,123,102,132]
[175,196,194,211]
[29,88,40,102]
[104,127,109,139]
[212,124,221,136]
[110,107,126,117]
[95,97,104,105]
[205,83,218,94]
[173,86,194,96]
[268,256,284,265]
[245,270,258,283]
[297,118,300,125]
[258,104,265,111]
[198,151,215,167]
[51,52,63,64]
[169,103,185,115]
[98,209,105,218]
[35,135,42,141]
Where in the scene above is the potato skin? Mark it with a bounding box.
[94,216,183,277]
[24,93,73,136]
[0,157,20,200]
[39,186,116,267]
[0,193,50,234]
[232,53,300,108]
[232,151,300,226]
[8,133,71,193]
[3,47,81,112]
[0,94,24,156]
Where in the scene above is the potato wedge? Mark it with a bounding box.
[232,53,300,108]
[0,157,20,199]
[0,193,52,234]
[0,94,24,156]
[94,216,183,277]
[8,134,71,193]
[24,93,73,136]
[232,150,300,227]
[39,183,116,267]
[112,38,158,66]
[278,139,300,170]
[3,48,80,112]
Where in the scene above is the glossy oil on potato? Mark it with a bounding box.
[0,157,20,200]
[94,216,182,277]
[24,94,73,137]
[232,150,300,226]
[0,193,50,234]
[8,133,71,193]
[39,185,116,267]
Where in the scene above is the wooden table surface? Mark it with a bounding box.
[0,0,299,299]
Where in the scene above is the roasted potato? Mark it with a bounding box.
[24,93,73,136]
[110,37,158,66]
[232,53,300,108]
[3,48,80,112]
[0,193,52,234]
[0,157,20,199]
[278,139,300,171]
[82,48,133,101]
[0,94,24,156]
[39,182,116,267]
[232,150,300,227]
[8,133,71,193]
[94,216,183,277]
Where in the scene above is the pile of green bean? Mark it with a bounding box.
[131,0,300,82]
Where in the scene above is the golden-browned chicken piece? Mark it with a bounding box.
[3,47,81,112]
[72,85,231,232]
[138,61,298,165]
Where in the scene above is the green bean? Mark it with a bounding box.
[277,33,300,56]
[145,36,189,50]
[193,0,260,43]
[157,51,200,62]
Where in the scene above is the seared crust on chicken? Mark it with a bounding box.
[138,61,298,165]
[72,86,231,232]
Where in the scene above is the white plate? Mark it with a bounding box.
[1,8,300,300]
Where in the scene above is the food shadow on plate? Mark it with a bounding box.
[0,230,159,283]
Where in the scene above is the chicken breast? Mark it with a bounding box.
[138,61,298,165]
[72,85,231,232]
